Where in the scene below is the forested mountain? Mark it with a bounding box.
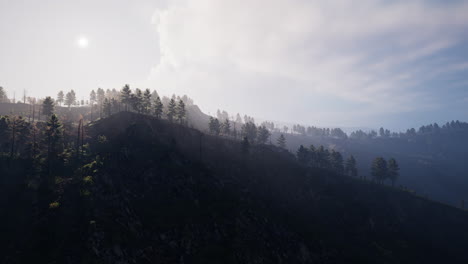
[1,85,468,263]
[1,109,468,263]
[269,122,468,206]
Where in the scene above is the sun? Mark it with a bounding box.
[77,36,89,48]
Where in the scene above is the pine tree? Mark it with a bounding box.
[167,98,177,122]
[0,86,8,103]
[57,91,64,106]
[345,155,358,177]
[277,134,286,149]
[131,88,143,113]
[242,121,257,143]
[209,117,221,135]
[0,116,10,152]
[143,89,152,114]
[42,96,55,117]
[65,90,76,108]
[222,119,231,135]
[371,157,387,184]
[153,96,163,118]
[387,158,400,186]
[330,150,344,174]
[297,145,309,165]
[120,84,132,111]
[90,90,97,105]
[257,126,270,144]
[176,99,186,124]
[103,98,112,117]
[44,114,63,181]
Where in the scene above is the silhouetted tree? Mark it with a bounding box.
[176,99,186,124]
[209,117,221,135]
[103,98,112,117]
[277,134,286,149]
[153,96,163,118]
[167,98,177,122]
[0,116,9,152]
[56,91,64,106]
[42,96,55,117]
[371,157,387,184]
[44,114,63,180]
[222,119,231,136]
[387,158,400,186]
[120,84,132,111]
[345,155,358,177]
[297,145,309,165]
[257,126,270,144]
[95,88,105,117]
[143,89,152,114]
[330,150,344,174]
[242,121,257,143]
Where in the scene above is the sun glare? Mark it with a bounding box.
[77,37,89,48]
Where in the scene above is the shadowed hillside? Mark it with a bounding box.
[1,112,468,264]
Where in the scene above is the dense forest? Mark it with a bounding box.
[1,85,468,263]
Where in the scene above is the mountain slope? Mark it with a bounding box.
[1,112,468,264]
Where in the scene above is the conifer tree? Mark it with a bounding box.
[57,91,64,106]
[65,90,76,108]
[209,117,221,135]
[153,96,163,118]
[257,126,270,144]
[371,157,387,184]
[176,99,186,124]
[44,114,63,180]
[103,98,112,117]
[345,155,358,177]
[242,121,257,143]
[277,134,286,149]
[167,98,177,122]
[143,89,152,114]
[42,96,55,117]
[222,119,231,135]
[330,150,344,174]
[297,145,309,165]
[387,158,400,186]
[120,84,132,111]
[0,86,8,103]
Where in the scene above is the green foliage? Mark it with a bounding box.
[49,201,60,209]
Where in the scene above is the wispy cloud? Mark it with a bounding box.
[147,0,468,127]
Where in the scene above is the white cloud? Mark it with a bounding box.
[146,0,468,127]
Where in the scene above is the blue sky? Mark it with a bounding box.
[1,0,468,130]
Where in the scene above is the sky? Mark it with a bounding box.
[1,0,468,130]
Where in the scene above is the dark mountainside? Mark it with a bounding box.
[271,127,468,206]
[2,112,468,264]
[3,101,468,206]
